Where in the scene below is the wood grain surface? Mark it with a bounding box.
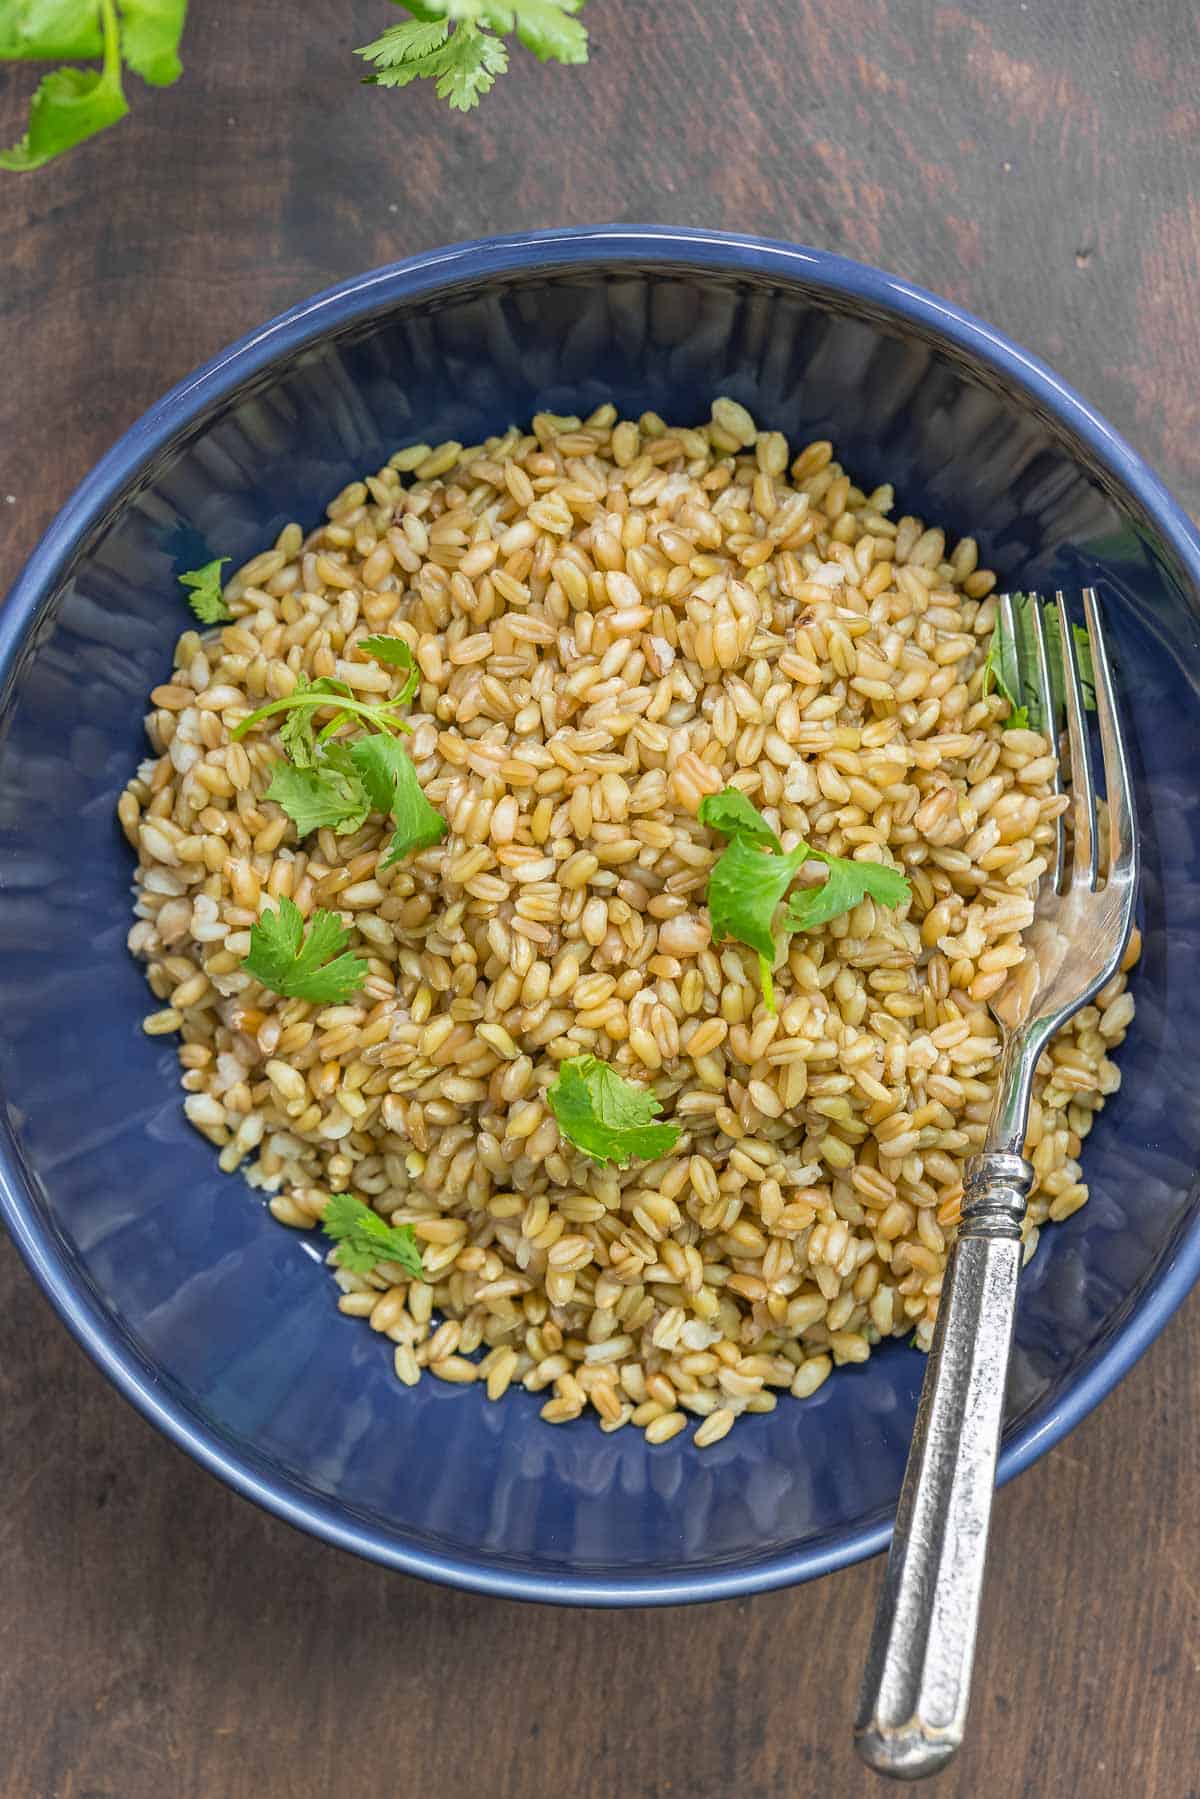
[2,3,1199,1794]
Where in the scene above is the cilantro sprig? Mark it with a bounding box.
[547,1056,681,1167]
[699,790,911,1009]
[242,896,368,1005]
[984,594,1096,731]
[233,645,447,864]
[321,1191,425,1278]
[3,0,592,172]
[231,680,414,746]
[178,557,230,626]
[1,0,187,171]
[357,0,589,113]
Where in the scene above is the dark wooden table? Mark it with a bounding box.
[2,4,1199,1794]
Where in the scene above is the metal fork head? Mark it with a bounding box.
[987,588,1138,1153]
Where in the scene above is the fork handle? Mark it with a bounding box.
[855,1151,1034,1780]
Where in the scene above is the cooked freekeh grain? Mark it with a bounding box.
[120,401,1138,1446]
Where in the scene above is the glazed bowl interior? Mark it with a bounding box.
[3,229,1200,1605]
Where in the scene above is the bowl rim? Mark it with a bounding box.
[3,222,1200,1607]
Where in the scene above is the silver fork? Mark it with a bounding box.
[854,587,1138,1780]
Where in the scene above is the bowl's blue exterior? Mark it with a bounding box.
[2,226,1200,1606]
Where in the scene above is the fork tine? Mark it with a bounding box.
[1057,590,1098,889]
[1082,586,1136,886]
[1024,593,1065,885]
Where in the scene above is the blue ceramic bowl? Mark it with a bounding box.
[3,226,1200,1606]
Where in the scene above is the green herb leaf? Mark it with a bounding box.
[265,754,370,839]
[782,852,911,935]
[700,787,807,1007]
[1042,605,1097,715]
[706,835,809,968]
[434,21,508,108]
[277,674,327,769]
[547,1055,680,1166]
[478,0,588,64]
[981,616,1024,722]
[370,744,448,866]
[0,0,103,59]
[700,786,911,1007]
[697,788,781,851]
[0,0,126,170]
[178,557,230,625]
[985,595,1096,731]
[242,897,368,1005]
[357,13,452,85]
[117,0,186,85]
[357,0,587,111]
[358,13,508,110]
[357,634,421,704]
[321,1192,424,1278]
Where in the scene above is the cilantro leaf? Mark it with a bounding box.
[981,615,1024,723]
[0,0,126,170]
[700,786,911,1007]
[697,788,781,851]
[482,0,589,65]
[357,14,451,85]
[547,1055,680,1167]
[0,1,103,59]
[357,635,421,705]
[277,673,322,769]
[0,0,187,170]
[706,836,809,968]
[178,557,230,625]
[118,0,187,86]
[700,787,807,1007]
[433,21,508,108]
[986,594,1096,731]
[358,13,508,110]
[242,897,368,1004]
[347,733,410,813]
[1042,604,1097,716]
[366,743,448,866]
[783,852,911,935]
[265,754,370,839]
[357,0,587,111]
[321,1192,425,1278]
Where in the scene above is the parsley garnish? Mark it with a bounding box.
[985,594,1096,731]
[356,0,588,113]
[321,1192,424,1278]
[178,557,230,626]
[547,1055,681,1167]
[1,0,187,171]
[699,789,911,1008]
[241,897,368,1005]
